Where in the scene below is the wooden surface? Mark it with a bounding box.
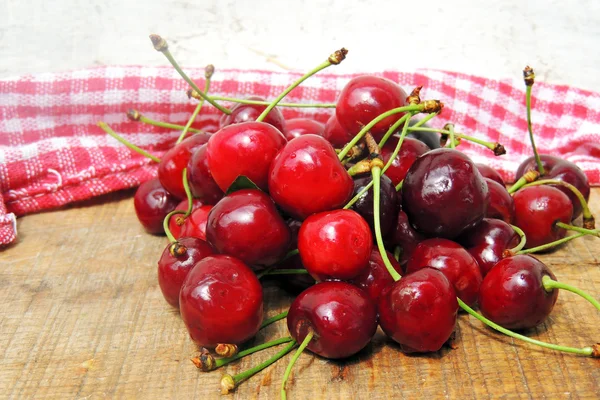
[1,189,599,399]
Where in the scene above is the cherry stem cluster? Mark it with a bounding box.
[176,66,213,144]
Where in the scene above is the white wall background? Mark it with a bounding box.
[1,0,599,91]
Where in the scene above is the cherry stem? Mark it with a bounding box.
[542,275,600,312]
[163,210,185,244]
[221,341,297,394]
[395,180,403,192]
[192,93,336,108]
[517,233,586,254]
[377,113,411,148]
[98,122,161,163]
[506,224,527,255]
[555,222,600,237]
[261,269,310,276]
[372,165,402,282]
[458,298,595,357]
[508,169,541,194]
[408,126,505,154]
[257,48,347,123]
[523,66,545,176]
[213,337,293,370]
[260,311,289,330]
[281,330,314,400]
[176,68,212,144]
[128,110,203,134]
[393,246,401,262]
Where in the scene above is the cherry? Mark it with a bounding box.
[298,209,372,280]
[349,249,403,303]
[336,75,408,141]
[386,209,425,266]
[380,136,430,187]
[206,189,290,266]
[168,198,203,239]
[207,121,287,192]
[157,237,213,308]
[187,144,224,205]
[284,118,325,141]
[477,163,505,186]
[219,96,287,134]
[271,254,316,294]
[485,178,515,223]
[515,155,590,219]
[405,238,482,307]
[458,218,520,276]
[158,133,210,199]
[402,148,489,239]
[180,205,213,241]
[287,281,378,359]
[268,134,354,220]
[378,268,458,353]
[133,178,179,234]
[513,185,572,249]
[322,114,354,147]
[406,118,441,149]
[351,174,398,237]
[179,255,263,348]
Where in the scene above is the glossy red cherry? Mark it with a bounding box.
[287,281,378,359]
[406,238,482,307]
[322,114,353,147]
[207,121,287,192]
[187,144,224,205]
[457,218,519,276]
[133,178,179,234]
[381,136,430,186]
[157,237,213,308]
[336,75,408,141]
[158,134,210,199]
[476,163,505,186]
[268,135,354,220]
[402,148,489,239]
[351,174,398,237]
[168,198,203,239]
[485,178,515,223]
[513,185,572,249]
[206,189,290,266]
[349,249,403,303]
[515,155,590,219]
[378,268,458,353]
[180,205,213,241]
[386,209,425,266]
[479,255,558,330]
[285,118,325,141]
[219,96,286,134]
[298,209,372,280]
[179,255,263,347]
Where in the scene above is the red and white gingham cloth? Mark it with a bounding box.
[1,66,600,246]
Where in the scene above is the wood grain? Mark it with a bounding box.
[1,189,599,399]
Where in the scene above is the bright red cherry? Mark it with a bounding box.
[187,144,224,205]
[287,281,378,359]
[298,209,372,280]
[349,249,403,303]
[485,178,515,223]
[169,199,203,239]
[181,205,213,241]
[133,178,179,234]
[336,75,408,141]
[378,268,458,353]
[268,135,354,220]
[179,255,263,348]
[381,136,430,186]
[285,118,325,141]
[322,114,353,147]
[478,255,558,330]
[476,163,505,186]
[219,96,286,134]
[351,174,398,237]
[206,189,290,266]
[157,237,213,308]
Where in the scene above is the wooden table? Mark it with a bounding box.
[1,189,599,399]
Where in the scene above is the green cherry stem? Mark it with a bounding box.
[98,122,161,163]
[508,169,541,194]
[523,66,545,176]
[176,65,213,144]
[161,168,194,244]
[127,110,203,134]
[506,224,527,255]
[192,93,336,108]
[221,341,297,394]
[517,233,586,255]
[256,48,348,122]
[260,311,289,330]
[458,298,596,356]
[393,246,402,262]
[395,180,403,192]
[408,126,506,155]
[555,222,600,237]
[163,209,186,244]
[377,113,411,148]
[281,330,314,400]
[542,275,600,312]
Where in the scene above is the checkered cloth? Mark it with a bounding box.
[1,66,599,245]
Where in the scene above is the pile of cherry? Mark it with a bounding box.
[101,35,600,398]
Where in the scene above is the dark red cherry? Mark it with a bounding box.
[351,174,398,237]
[515,155,590,219]
[513,186,572,249]
[405,238,482,307]
[381,136,430,186]
[219,96,286,134]
[457,218,519,277]
[322,114,354,147]
[158,134,211,199]
[285,118,325,141]
[272,254,316,294]
[179,255,263,347]
[133,178,179,234]
[187,144,224,205]
[206,189,290,266]
[402,148,489,239]
[287,281,378,359]
[157,237,214,308]
[485,178,515,223]
[180,205,213,241]
[269,135,354,220]
[386,209,425,266]
[378,268,458,353]
[169,198,203,239]
[349,249,403,303]
[476,163,505,186]
[336,75,408,141]
[298,209,372,280]
[406,118,441,149]
[479,255,558,330]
